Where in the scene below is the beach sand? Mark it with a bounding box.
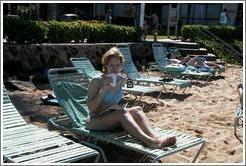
[5,63,243,163]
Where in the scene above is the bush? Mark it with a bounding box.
[208,25,238,42]
[181,25,241,42]
[3,17,141,43]
[47,20,141,43]
[197,38,240,64]
[232,40,243,52]
[181,25,209,41]
[47,21,83,43]
[181,25,242,64]
[3,16,47,43]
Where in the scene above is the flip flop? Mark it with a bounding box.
[40,94,59,106]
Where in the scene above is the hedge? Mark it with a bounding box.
[181,25,242,64]
[181,25,241,42]
[3,16,142,43]
[3,16,47,43]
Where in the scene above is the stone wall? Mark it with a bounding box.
[3,42,157,79]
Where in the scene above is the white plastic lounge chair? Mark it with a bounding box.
[47,67,205,163]
[169,47,225,74]
[70,57,163,102]
[233,104,243,135]
[117,44,192,94]
[2,85,100,163]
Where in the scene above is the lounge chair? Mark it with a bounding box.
[169,47,225,74]
[47,67,205,163]
[151,43,214,81]
[117,44,192,94]
[70,57,163,102]
[233,104,243,136]
[2,85,100,163]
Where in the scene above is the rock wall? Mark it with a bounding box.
[3,42,156,79]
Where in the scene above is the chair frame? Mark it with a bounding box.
[233,104,243,136]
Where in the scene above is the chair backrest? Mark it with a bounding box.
[48,67,90,89]
[48,67,90,128]
[117,44,141,79]
[70,57,100,79]
[152,43,169,69]
[3,85,27,129]
[169,47,183,58]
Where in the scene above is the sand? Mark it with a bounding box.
[5,63,243,163]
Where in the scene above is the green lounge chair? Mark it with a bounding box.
[47,67,205,163]
[2,85,100,163]
[70,57,163,102]
[152,43,214,81]
[117,44,192,94]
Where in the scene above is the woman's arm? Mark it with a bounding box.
[87,77,110,113]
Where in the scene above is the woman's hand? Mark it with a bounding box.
[109,104,123,110]
[101,75,114,91]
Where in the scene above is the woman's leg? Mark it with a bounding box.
[86,110,164,149]
[127,106,159,138]
[127,106,176,147]
[186,56,208,67]
[204,61,221,69]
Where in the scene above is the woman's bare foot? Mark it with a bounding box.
[146,140,163,149]
[145,136,176,149]
[161,136,176,148]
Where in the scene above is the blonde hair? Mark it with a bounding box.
[101,47,125,72]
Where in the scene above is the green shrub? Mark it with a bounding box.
[208,25,237,42]
[46,20,141,43]
[181,25,209,41]
[198,38,240,64]
[3,18,141,43]
[47,21,83,43]
[181,25,241,42]
[3,16,47,43]
[181,25,242,64]
[232,40,243,52]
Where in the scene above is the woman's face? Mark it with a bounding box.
[105,57,123,74]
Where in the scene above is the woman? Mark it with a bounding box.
[167,50,223,71]
[86,47,176,149]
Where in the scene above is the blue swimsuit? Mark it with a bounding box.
[88,75,124,118]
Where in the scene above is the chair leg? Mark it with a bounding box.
[191,142,205,163]
[156,91,162,100]
[82,140,108,163]
[172,86,178,94]
[182,87,188,94]
[94,154,100,163]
